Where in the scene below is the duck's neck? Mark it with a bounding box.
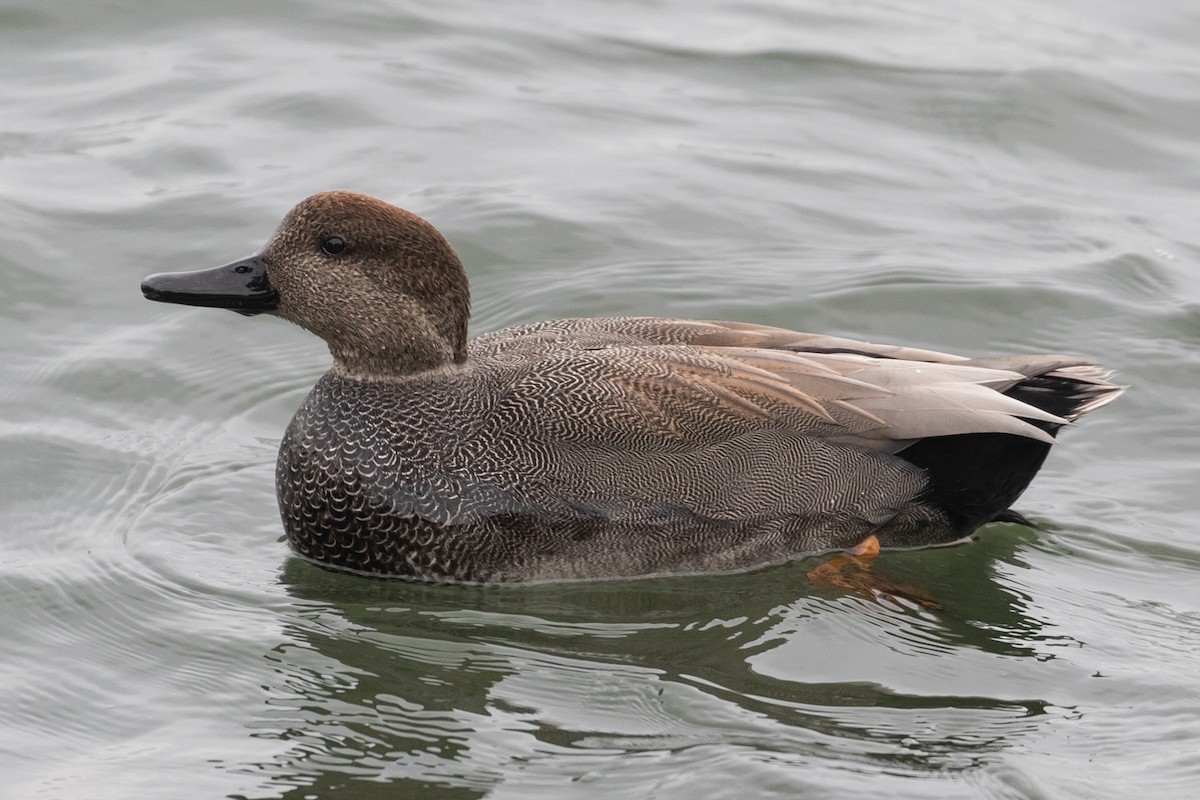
[329,342,462,381]
[322,299,468,381]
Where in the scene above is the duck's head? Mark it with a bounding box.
[142,191,471,379]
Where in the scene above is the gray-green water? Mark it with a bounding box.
[3,1,1199,797]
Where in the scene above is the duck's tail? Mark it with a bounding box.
[969,357,1127,429]
[890,357,1125,541]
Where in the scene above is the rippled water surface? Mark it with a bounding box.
[3,1,1200,797]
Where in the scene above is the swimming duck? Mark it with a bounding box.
[141,191,1124,583]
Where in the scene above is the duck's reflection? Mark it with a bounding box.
[244,525,1067,797]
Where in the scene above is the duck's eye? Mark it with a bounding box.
[321,236,347,256]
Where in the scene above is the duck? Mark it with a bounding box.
[141,191,1124,583]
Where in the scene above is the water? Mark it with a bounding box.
[3,0,1199,797]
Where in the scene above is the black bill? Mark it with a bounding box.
[141,254,279,316]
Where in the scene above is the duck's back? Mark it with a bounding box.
[277,317,1121,582]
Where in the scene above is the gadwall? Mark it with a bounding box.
[142,191,1124,583]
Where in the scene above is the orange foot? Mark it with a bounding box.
[806,535,939,610]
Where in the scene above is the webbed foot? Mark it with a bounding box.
[805,535,939,610]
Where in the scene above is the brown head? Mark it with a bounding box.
[141,191,471,379]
